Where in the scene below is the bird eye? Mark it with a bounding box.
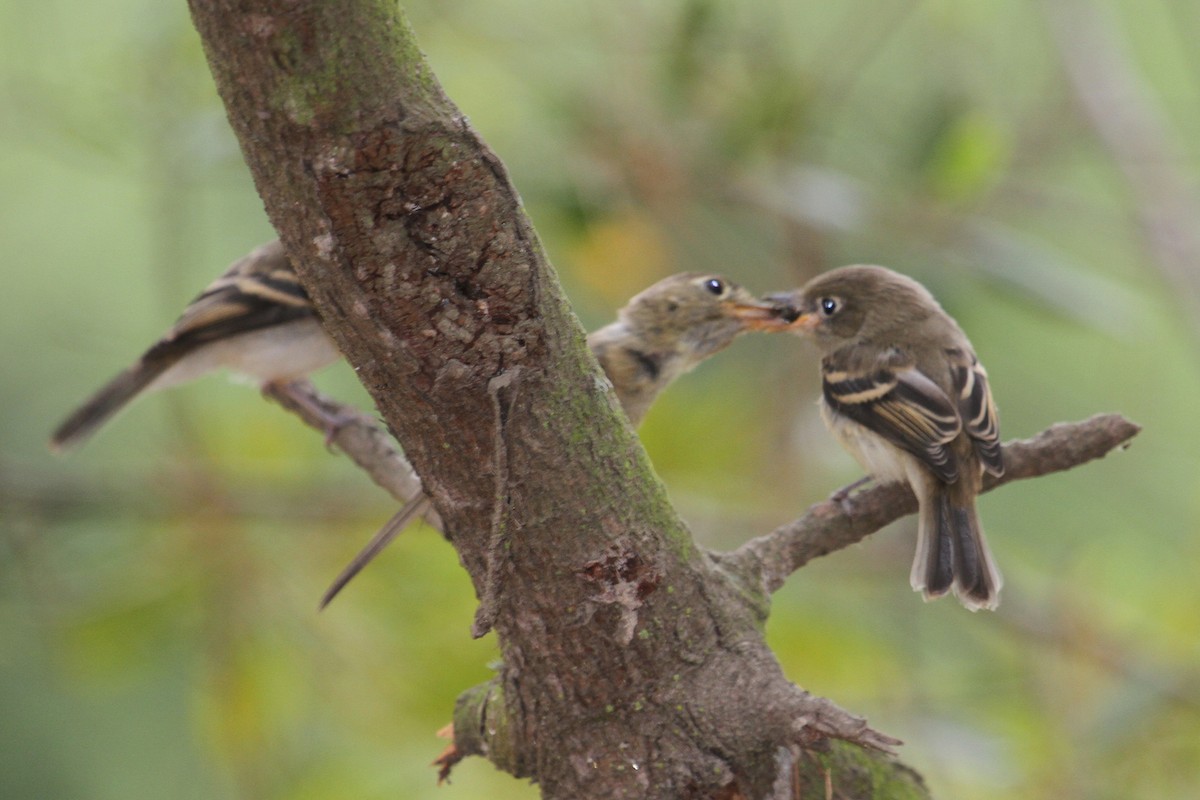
[703,278,727,296]
[818,297,840,316]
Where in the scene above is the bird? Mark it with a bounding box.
[767,265,1004,611]
[49,240,342,452]
[318,273,781,608]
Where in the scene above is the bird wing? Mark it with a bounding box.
[153,241,314,359]
[822,352,963,484]
[50,242,319,452]
[948,349,1003,476]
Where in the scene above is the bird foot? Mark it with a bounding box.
[829,475,873,511]
[262,379,362,449]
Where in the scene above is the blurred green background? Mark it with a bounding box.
[4,1,1199,798]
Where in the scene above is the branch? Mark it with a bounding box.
[261,380,441,529]
[723,413,1140,594]
[262,317,1139,794]
[261,381,416,502]
[193,3,891,794]
[266,380,911,783]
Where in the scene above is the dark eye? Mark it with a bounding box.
[703,278,727,296]
[818,297,840,316]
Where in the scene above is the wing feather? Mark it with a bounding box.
[824,359,962,483]
[149,242,315,361]
[949,351,1003,476]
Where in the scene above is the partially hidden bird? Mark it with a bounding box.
[50,240,342,452]
[766,265,1004,611]
[318,273,781,607]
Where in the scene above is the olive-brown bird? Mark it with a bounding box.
[49,241,341,452]
[769,265,1004,611]
[319,273,780,607]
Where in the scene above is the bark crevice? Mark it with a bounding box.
[187,3,1135,797]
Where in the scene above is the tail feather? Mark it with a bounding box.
[949,501,1002,611]
[911,475,1002,611]
[912,490,955,598]
[951,505,985,600]
[49,358,173,452]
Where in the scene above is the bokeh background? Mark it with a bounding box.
[4,0,1199,797]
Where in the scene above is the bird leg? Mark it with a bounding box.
[261,379,363,448]
[830,475,874,507]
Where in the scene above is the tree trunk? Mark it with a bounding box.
[183,1,928,796]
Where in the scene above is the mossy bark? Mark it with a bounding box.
[186,2,927,797]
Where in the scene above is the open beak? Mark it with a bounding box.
[786,312,820,333]
[760,291,820,334]
[728,300,796,331]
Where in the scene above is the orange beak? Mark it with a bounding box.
[787,312,820,334]
[728,301,796,331]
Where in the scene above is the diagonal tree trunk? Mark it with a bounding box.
[184,2,1136,797]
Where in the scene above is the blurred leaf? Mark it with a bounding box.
[963,218,1150,333]
[925,110,1010,202]
[718,62,814,162]
[663,0,721,102]
[567,211,673,305]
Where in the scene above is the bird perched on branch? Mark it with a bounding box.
[49,241,342,452]
[47,250,779,606]
[319,273,781,607]
[766,265,1004,611]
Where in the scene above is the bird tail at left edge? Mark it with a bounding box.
[49,358,172,453]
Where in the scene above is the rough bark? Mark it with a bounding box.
[185,3,1137,798]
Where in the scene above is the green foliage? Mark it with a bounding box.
[4,1,1199,798]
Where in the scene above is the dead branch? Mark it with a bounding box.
[267,387,1140,607]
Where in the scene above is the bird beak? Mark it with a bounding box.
[786,312,820,333]
[728,301,795,331]
[759,291,820,333]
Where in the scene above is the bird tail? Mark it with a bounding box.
[49,358,173,453]
[910,474,1002,611]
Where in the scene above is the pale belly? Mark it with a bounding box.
[820,398,916,485]
[150,318,340,391]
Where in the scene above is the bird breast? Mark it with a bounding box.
[820,398,913,484]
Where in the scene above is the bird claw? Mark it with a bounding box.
[262,379,362,450]
[318,408,360,450]
[829,475,873,512]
